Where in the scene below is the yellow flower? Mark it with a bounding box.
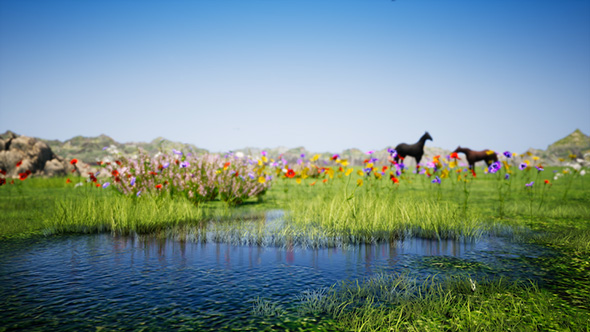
[296,178,302,184]
[486,150,495,155]
[532,156,539,161]
[366,162,373,169]
[326,168,334,179]
[569,154,577,160]
[257,159,263,166]
[340,159,349,167]
[262,156,268,163]
[357,179,363,187]
[357,170,364,177]
[258,176,266,184]
[525,160,530,166]
[345,168,353,176]
[449,161,457,169]
[311,154,320,162]
[558,158,565,162]
[374,172,382,179]
[526,151,532,156]
[441,169,449,179]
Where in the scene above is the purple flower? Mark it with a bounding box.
[488,161,501,174]
[130,177,136,186]
[102,182,110,188]
[366,150,375,155]
[419,169,427,175]
[180,161,190,168]
[363,167,372,175]
[172,149,183,155]
[396,169,402,177]
[535,166,544,172]
[261,151,267,156]
[525,181,534,187]
[332,154,340,160]
[369,157,378,163]
[503,151,511,158]
[389,149,398,159]
[300,153,305,158]
[519,163,527,170]
[162,162,170,169]
[297,159,303,165]
[504,174,510,180]
[136,190,142,197]
[426,162,436,169]
[432,176,441,184]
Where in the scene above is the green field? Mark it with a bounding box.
[1,166,589,331]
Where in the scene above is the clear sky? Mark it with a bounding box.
[1,0,589,153]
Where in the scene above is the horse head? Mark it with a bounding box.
[423,132,433,142]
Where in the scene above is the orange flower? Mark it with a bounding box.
[111,170,119,177]
[286,169,296,178]
[390,175,399,183]
[16,160,22,167]
[70,159,78,165]
[544,179,550,184]
[382,166,388,172]
[322,179,328,183]
[66,178,71,184]
[156,184,163,189]
[223,162,231,170]
[96,183,100,187]
[310,181,316,186]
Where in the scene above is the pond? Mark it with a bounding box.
[0,213,555,331]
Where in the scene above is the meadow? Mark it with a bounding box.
[1,150,589,331]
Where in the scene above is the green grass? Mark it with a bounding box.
[1,170,589,331]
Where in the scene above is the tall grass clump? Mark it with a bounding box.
[295,273,590,331]
[44,193,205,235]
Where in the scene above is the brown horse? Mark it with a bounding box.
[394,132,432,165]
[453,146,498,170]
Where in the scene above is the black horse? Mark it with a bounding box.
[393,132,432,165]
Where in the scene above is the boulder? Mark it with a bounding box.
[0,131,95,178]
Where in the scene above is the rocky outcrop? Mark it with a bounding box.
[0,131,94,178]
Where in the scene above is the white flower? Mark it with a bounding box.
[235,151,244,158]
[573,164,582,171]
[581,170,586,176]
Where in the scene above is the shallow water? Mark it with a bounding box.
[0,214,555,331]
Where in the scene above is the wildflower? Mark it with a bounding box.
[519,163,527,170]
[286,169,296,178]
[505,174,510,180]
[322,179,328,183]
[357,179,363,187]
[535,165,544,172]
[345,168,353,176]
[581,170,586,176]
[525,181,534,187]
[102,182,110,188]
[223,162,231,170]
[172,149,183,155]
[366,150,374,155]
[70,159,78,165]
[0,169,6,175]
[136,191,142,197]
[310,181,316,186]
[115,160,122,166]
[300,153,305,158]
[503,151,511,158]
[450,152,459,159]
[156,184,163,189]
[544,179,550,184]
[130,177,136,186]
[180,161,190,168]
[0,178,5,186]
[431,176,441,184]
[258,176,266,184]
[261,151,267,156]
[390,175,399,184]
[19,172,28,180]
[16,160,22,167]
[66,178,71,184]
[331,154,339,160]
[111,170,119,177]
[488,161,501,174]
[75,182,83,188]
[162,162,170,169]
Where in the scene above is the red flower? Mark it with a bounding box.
[286,169,296,178]
[310,181,316,186]
[25,170,31,175]
[115,160,122,166]
[382,166,388,172]
[66,178,71,184]
[114,177,121,183]
[322,179,328,183]
[19,172,28,180]
[471,169,477,177]
[0,178,5,186]
[71,169,76,173]
[391,176,399,184]
[450,152,459,159]
[16,160,22,167]
[111,170,119,177]
[544,179,550,184]
[70,158,78,165]
[0,169,6,175]
[155,184,163,189]
[149,171,158,175]
[96,183,100,187]
[363,159,369,164]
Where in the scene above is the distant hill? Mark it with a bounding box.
[5,129,589,167]
[546,129,590,159]
[39,135,208,165]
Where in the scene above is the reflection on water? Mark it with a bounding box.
[0,214,552,330]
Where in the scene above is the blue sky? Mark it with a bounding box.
[1,0,589,153]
